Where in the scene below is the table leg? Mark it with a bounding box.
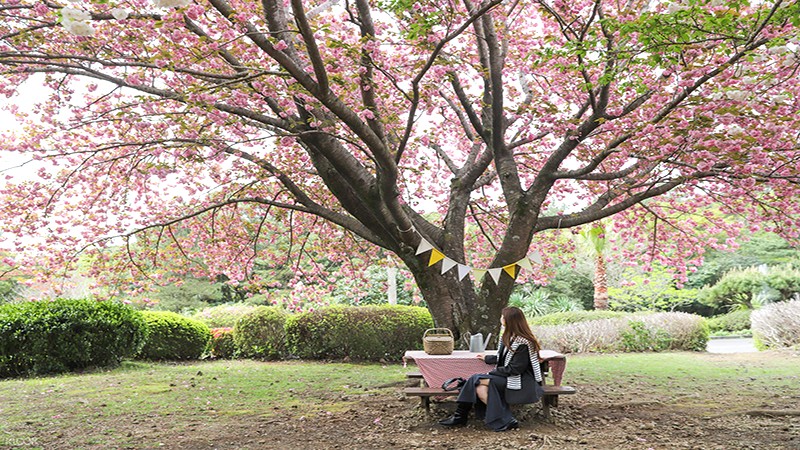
[548,359,566,386]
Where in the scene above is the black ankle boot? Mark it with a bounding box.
[438,402,472,426]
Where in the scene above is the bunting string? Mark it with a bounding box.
[412,228,543,284]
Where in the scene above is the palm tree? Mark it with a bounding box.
[580,224,609,310]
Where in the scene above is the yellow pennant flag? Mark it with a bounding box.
[502,264,517,279]
[472,268,487,281]
[428,249,445,266]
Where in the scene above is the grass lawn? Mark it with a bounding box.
[0,360,408,449]
[1,352,798,449]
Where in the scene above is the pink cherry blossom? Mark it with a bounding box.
[0,0,799,333]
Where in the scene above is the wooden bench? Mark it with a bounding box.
[403,384,577,418]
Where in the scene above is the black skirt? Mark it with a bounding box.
[455,373,514,431]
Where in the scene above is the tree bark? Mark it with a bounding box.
[594,253,609,310]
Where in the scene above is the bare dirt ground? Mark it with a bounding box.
[18,351,800,450]
[147,351,800,450]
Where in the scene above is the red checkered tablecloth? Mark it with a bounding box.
[404,349,567,388]
[403,350,495,390]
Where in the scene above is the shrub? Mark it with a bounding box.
[208,327,236,359]
[707,309,752,334]
[751,300,800,350]
[509,289,583,318]
[137,311,211,360]
[233,306,289,359]
[700,265,800,311]
[528,310,629,326]
[191,303,258,328]
[286,305,433,361]
[0,298,148,377]
[620,320,672,352]
[533,312,709,353]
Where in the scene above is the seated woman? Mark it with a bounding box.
[438,306,544,432]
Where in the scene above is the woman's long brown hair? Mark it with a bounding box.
[501,306,541,352]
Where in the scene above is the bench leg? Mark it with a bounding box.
[542,395,558,421]
[420,396,431,412]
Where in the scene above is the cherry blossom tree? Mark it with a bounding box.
[1,0,799,336]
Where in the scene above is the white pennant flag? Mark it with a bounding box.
[440,257,458,274]
[528,250,543,265]
[457,264,471,281]
[516,257,533,271]
[415,238,434,255]
[487,268,503,284]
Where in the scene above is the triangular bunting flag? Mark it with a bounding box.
[503,264,517,278]
[441,257,458,274]
[472,268,487,281]
[457,264,471,281]
[415,238,434,255]
[487,268,503,284]
[528,250,542,265]
[516,257,533,271]
[428,249,445,266]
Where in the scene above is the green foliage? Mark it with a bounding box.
[0,279,21,303]
[700,265,800,311]
[509,288,583,318]
[0,298,148,377]
[706,309,751,334]
[764,266,800,301]
[377,0,444,41]
[620,320,672,352]
[535,266,596,311]
[700,267,765,310]
[233,306,289,360]
[190,303,258,328]
[146,276,247,314]
[329,266,422,307]
[286,305,433,361]
[528,310,628,326]
[685,232,799,289]
[609,265,700,312]
[137,311,211,360]
[208,327,236,359]
[579,224,606,254]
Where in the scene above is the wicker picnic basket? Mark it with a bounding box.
[422,328,454,355]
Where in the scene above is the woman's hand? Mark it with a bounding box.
[476,353,485,361]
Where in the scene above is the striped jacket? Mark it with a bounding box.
[484,339,545,405]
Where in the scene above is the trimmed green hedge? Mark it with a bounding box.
[286,305,433,361]
[233,306,288,359]
[137,311,211,360]
[209,327,236,359]
[0,299,148,377]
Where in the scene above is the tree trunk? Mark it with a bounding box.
[403,253,509,348]
[594,253,609,310]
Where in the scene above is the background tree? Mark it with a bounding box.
[1,0,800,338]
[580,223,610,310]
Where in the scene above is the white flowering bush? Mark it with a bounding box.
[533,312,709,353]
[751,300,800,350]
